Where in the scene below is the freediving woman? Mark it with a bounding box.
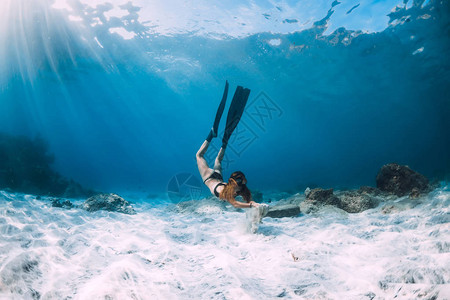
[196,81,260,209]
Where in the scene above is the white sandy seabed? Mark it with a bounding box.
[0,185,449,300]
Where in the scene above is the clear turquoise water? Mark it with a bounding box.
[0,2,449,298]
[0,0,449,194]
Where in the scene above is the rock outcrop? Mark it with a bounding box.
[300,187,380,214]
[376,163,430,197]
[51,198,74,209]
[300,188,341,214]
[305,188,340,206]
[358,186,382,196]
[81,193,136,215]
[337,191,379,213]
[266,204,301,218]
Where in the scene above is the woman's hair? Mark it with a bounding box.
[219,171,252,203]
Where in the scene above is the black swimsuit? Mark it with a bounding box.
[204,171,225,197]
[204,171,223,183]
[213,183,226,197]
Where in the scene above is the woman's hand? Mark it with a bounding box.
[249,201,259,208]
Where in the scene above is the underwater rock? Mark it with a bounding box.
[380,204,398,214]
[265,204,301,218]
[305,188,340,206]
[409,188,421,199]
[337,192,379,213]
[50,198,73,209]
[81,193,136,215]
[376,163,430,197]
[358,186,382,196]
[299,201,319,214]
[301,187,379,214]
[300,188,341,214]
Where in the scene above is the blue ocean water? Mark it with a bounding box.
[1,0,449,194]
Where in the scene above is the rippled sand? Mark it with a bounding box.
[0,187,449,299]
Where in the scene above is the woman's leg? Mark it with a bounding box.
[213,147,225,174]
[196,140,213,181]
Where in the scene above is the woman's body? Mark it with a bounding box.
[196,140,259,208]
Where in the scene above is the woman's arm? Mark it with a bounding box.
[228,199,259,208]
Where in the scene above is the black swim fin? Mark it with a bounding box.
[222,86,251,148]
[206,80,229,142]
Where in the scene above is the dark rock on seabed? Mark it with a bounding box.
[51,198,74,209]
[300,188,341,213]
[337,191,379,213]
[266,204,301,218]
[358,186,382,196]
[305,188,340,206]
[376,163,430,197]
[296,164,432,215]
[299,187,380,214]
[81,193,136,215]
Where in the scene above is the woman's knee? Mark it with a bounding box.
[196,150,203,160]
[196,153,208,169]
